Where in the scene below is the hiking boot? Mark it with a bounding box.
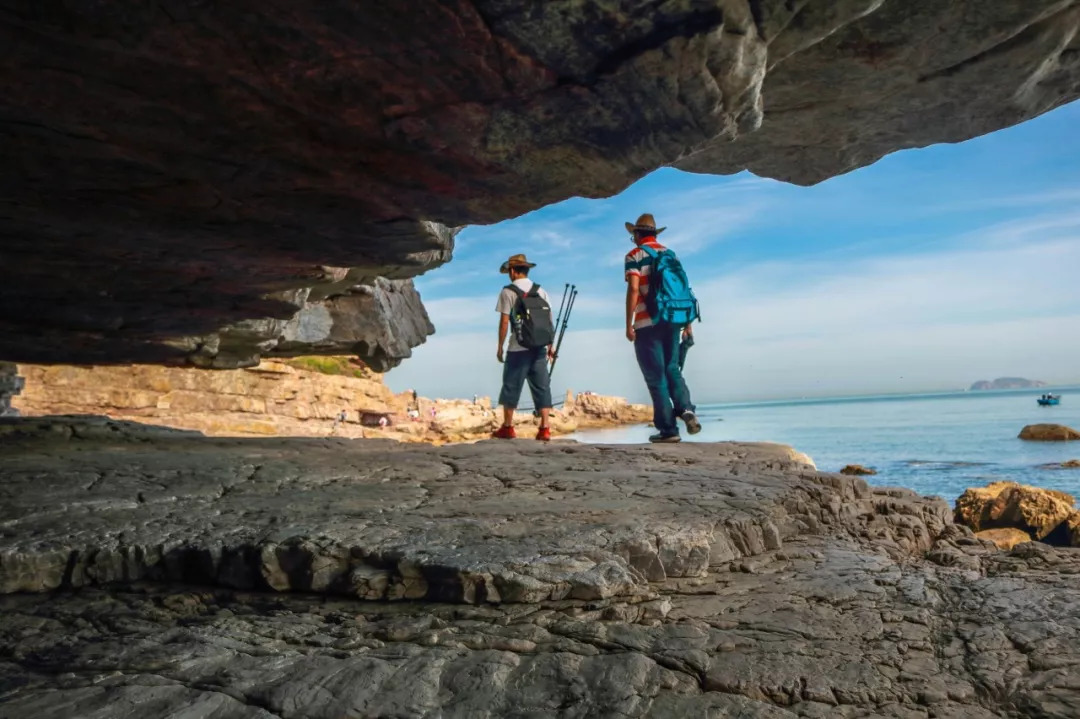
[649,432,681,443]
[536,426,551,442]
[492,425,516,439]
[681,410,702,435]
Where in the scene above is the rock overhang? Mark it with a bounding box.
[1,1,1077,367]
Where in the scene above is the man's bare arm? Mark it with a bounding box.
[497,313,509,362]
[625,275,640,342]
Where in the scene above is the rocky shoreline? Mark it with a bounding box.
[12,361,650,445]
[2,416,1079,717]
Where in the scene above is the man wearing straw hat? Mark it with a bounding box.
[624,214,701,443]
[492,254,555,441]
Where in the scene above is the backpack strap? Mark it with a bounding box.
[526,283,541,297]
[505,284,527,320]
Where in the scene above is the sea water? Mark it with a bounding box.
[570,387,1080,502]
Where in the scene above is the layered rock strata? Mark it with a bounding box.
[2,1,1079,365]
[3,417,1080,717]
[13,362,648,441]
[13,360,396,438]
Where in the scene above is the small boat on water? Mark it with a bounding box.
[1037,394,1061,406]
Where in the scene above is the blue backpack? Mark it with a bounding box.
[640,245,700,325]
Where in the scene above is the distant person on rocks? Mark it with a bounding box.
[493,253,556,441]
[330,409,347,435]
[624,213,701,443]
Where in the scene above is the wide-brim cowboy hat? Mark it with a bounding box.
[499,253,537,273]
[625,212,666,235]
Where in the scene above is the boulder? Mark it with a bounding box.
[567,393,652,429]
[1019,424,1080,441]
[955,481,1076,541]
[976,527,1033,551]
[1,2,1079,365]
[840,464,877,476]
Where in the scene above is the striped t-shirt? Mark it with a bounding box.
[624,238,665,329]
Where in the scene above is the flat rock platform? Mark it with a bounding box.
[1,417,1078,718]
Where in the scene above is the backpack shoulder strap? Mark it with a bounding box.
[638,245,658,259]
[526,283,541,297]
[505,283,525,298]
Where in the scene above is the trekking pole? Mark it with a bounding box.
[548,286,577,378]
[552,283,570,335]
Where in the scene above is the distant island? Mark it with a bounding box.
[969,377,1047,391]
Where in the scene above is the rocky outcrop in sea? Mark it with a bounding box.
[1019,424,1080,441]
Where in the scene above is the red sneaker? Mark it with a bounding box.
[536,426,551,442]
[492,425,516,439]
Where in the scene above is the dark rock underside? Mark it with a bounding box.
[1,417,1079,718]
[1,1,1078,366]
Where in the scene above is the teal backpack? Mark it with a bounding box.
[640,245,700,325]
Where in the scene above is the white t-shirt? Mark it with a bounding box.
[496,278,551,352]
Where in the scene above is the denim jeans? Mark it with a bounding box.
[498,347,552,409]
[634,323,695,435]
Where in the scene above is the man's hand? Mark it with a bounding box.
[626,326,636,343]
[547,345,556,361]
[497,347,504,363]
[682,325,693,340]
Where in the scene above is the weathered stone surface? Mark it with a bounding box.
[564,391,652,429]
[1020,423,1080,441]
[14,360,396,438]
[186,277,442,372]
[2,2,1078,365]
[13,364,647,442]
[955,481,1077,541]
[976,527,1033,550]
[955,481,1080,551]
[2,418,1080,717]
[840,463,877,475]
[0,416,836,599]
[676,1,1080,184]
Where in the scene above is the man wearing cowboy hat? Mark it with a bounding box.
[493,253,554,440]
[624,213,700,443]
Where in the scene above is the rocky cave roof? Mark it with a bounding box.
[2,1,1078,368]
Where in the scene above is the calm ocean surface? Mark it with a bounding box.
[571,387,1080,501]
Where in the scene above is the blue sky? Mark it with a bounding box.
[388,100,1080,404]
